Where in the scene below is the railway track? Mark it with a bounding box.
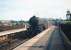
[0,39,29,50]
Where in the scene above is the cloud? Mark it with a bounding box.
[0,0,66,20]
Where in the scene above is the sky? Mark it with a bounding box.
[0,0,70,21]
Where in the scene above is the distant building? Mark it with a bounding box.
[38,18,48,29]
[0,20,28,31]
[1,20,12,26]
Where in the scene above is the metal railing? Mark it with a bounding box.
[59,24,71,50]
[59,30,71,50]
